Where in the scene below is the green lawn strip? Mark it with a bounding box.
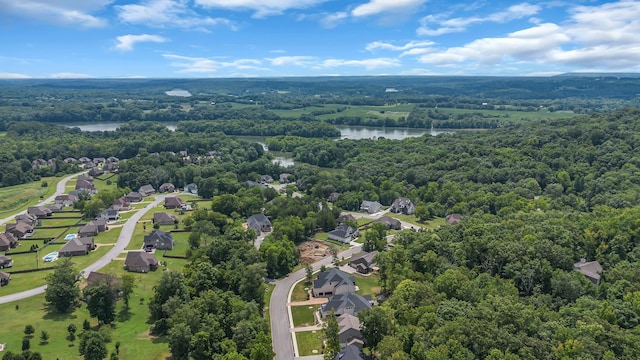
[167,232,191,257]
[354,273,381,298]
[313,232,328,240]
[125,223,146,251]
[39,216,83,227]
[291,281,311,302]
[291,305,320,327]
[0,175,65,218]
[296,330,324,356]
[264,284,274,323]
[94,226,123,245]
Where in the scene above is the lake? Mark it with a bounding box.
[335,125,453,140]
[66,123,177,132]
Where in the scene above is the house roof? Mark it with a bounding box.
[165,196,185,208]
[373,216,401,229]
[332,345,367,360]
[337,214,356,224]
[153,212,177,223]
[126,192,143,199]
[79,224,98,234]
[55,194,78,202]
[391,197,413,208]
[350,251,378,265]
[247,214,271,227]
[144,230,174,244]
[15,213,37,223]
[0,272,10,281]
[0,255,12,263]
[323,292,372,316]
[113,197,130,206]
[125,251,158,268]
[0,232,17,245]
[445,213,463,225]
[574,260,603,282]
[139,184,155,194]
[313,268,354,290]
[60,239,88,253]
[329,225,357,239]
[338,313,361,333]
[10,222,33,233]
[78,237,94,246]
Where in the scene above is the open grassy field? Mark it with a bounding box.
[291,305,320,327]
[0,175,66,218]
[354,274,381,298]
[296,330,324,356]
[0,257,188,360]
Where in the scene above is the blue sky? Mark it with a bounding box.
[1,0,639,78]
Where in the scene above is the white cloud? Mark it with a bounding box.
[320,12,348,28]
[266,56,316,67]
[116,0,235,30]
[351,0,426,18]
[162,54,266,73]
[115,34,168,51]
[319,58,401,70]
[417,1,640,72]
[0,72,31,79]
[366,40,434,51]
[417,2,540,36]
[50,72,93,79]
[194,0,330,18]
[0,0,111,27]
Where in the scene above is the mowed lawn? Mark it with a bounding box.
[0,175,67,218]
[354,273,381,297]
[291,305,320,327]
[296,330,324,356]
[0,257,188,360]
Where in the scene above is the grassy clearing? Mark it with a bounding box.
[291,281,311,302]
[0,257,188,360]
[291,305,319,327]
[0,175,65,218]
[296,330,324,356]
[354,273,381,297]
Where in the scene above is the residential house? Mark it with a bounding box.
[260,175,274,183]
[337,214,357,226]
[106,156,119,163]
[78,219,106,237]
[445,213,463,225]
[125,192,143,203]
[159,182,176,193]
[78,157,92,164]
[390,197,416,215]
[6,222,34,239]
[349,251,378,274]
[312,268,356,297]
[64,157,78,164]
[331,344,369,360]
[360,201,382,214]
[55,194,79,207]
[124,251,159,273]
[328,192,340,203]
[144,230,175,250]
[153,212,178,225]
[279,173,292,183]
[574,259,603,285]
[321,292,372,317]
[88,167,104,177]
[0,233,18,251]
[328,225,359,244]
[98,209,120,222]
[59,237,94,257]
[164,196,186,209]
[27,206,52,218]
[82,161,96,169]
[0,255,13,269]
[247,214,272,235]
[0,272,10,287]
[184,183,198,195]
[77,174,93,182]
[15,213,38,226]
[103,162,118,173]
[373,216,402,230]
[47,204,64,213]
[93,157,106,164]
[76,179,97,194]
[112,197,131,211]
[246,180,267,189]
[138,184,156,197]
[338,313,364,349]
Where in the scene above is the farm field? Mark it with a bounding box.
[0,175,66,218]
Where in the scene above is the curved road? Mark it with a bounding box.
[0,174,167,304]
[270,244,363,360]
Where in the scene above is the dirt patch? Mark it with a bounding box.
[298,240,331,265]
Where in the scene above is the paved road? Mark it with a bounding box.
[0,172,83,227]
[0,191,167,305]
[270,244,363,360]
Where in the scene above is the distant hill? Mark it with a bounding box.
[554,72,640,78]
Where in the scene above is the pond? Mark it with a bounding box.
[336,125,453,140]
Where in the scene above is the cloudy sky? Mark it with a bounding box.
[0,0,638,78]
